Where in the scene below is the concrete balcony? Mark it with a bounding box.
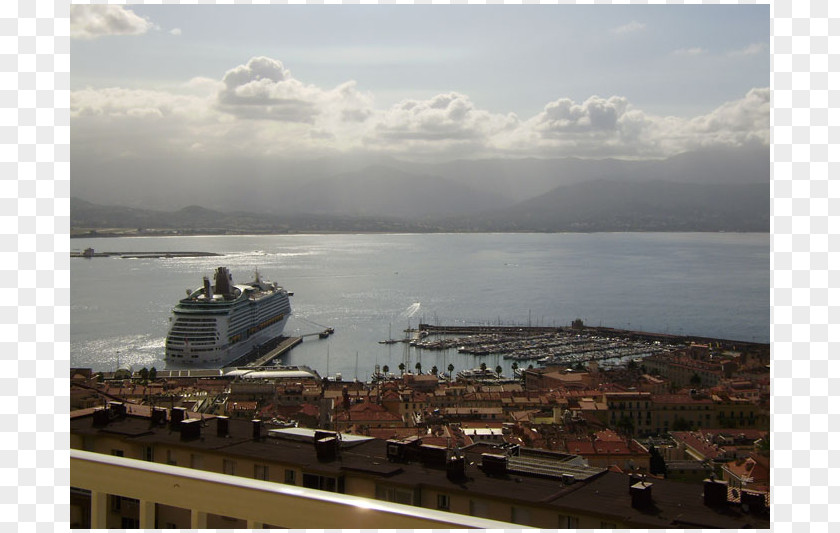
[71,449,521,529]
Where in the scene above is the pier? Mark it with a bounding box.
[225,336,303,369]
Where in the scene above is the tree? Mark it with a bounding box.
[149,367,157,381]
[649,446,667,476]
[398,363,405,375]
[480,362,487,372]
[431,365,438,377]
[447,363,454,380]
[495,365,503,377]
[415,362,422,374]
[382,365,389,375]
[571,318,584,329]
[138,367,149,382]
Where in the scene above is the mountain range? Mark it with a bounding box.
[71,146,769,234]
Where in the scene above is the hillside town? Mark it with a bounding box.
[71,335,769,528]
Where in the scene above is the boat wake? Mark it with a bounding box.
[402,302,421,318]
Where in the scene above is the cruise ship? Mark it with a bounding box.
[165,267,292,367]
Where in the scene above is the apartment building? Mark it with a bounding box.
[70,402,768,529]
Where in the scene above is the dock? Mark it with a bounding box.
[246,337,303,367]
[224,336,303,368]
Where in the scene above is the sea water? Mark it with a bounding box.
[70,232,769,379]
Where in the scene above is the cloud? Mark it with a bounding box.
[611,21,645,35]
[728,42,767,57]
[672,47,707,56]
[170,28,182,36]
[216,57,372,126]
[71,56,768,162]
[70,5,152,40]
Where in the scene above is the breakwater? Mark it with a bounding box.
[71,250,222,259]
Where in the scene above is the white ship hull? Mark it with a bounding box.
[164,267,292,368]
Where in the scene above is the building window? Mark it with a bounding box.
[190,454,203,470]
[143,446,154,462]
[436,494,450,510]
[254,464,269,481]
[469,500,489,518]
[111,449,124,457]
[223,459,237,476]
[284,469,296,485]
[558,515,579,528]
[166,449,176,465]
[512,506,531,525]
[376,485,414,505]
[303,473,338,493]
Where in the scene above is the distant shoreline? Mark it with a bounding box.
[70,228,770,239]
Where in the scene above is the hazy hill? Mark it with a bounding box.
[442,181,770,232]
[69,147,769,215]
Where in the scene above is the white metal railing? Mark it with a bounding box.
[71,449,523,529]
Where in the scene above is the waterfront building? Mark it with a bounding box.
[71,403,769,529]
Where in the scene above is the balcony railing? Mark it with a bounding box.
[71,449,522,529]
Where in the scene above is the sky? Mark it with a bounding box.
[70,4,770,165]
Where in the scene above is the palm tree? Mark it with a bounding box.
[382,365,389,375]
[495,365,503,378]
[447,363,454,380]
[480,362,487,372]
[431,365,438,377]
[511,361,519,373]
[415,362,422,374]
[398,363,405,375]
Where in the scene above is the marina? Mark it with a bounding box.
[409,323,765,369]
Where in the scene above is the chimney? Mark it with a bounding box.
[252,419,262,440]
[150,407,167,426]
[446,456,467,482]
[216,416,229,437]
[480,453,508,477]
[92,407,110,427]
[630,481,653,509]
[170,407,186,427]
[315,434,340,462]
[628,472,645,493]
[180,418,201,440]
[703,478,729,507]
[108,401,127,419]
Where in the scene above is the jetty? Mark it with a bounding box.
[71,248,221,259]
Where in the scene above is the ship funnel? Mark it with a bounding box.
[203,276,213,299]
[214,267,233,298]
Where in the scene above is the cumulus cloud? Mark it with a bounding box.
[364,92,518,158]
[70,55,768,162]
[71,5,152,40]
[503,88,769,159]
[216,57,372,127]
